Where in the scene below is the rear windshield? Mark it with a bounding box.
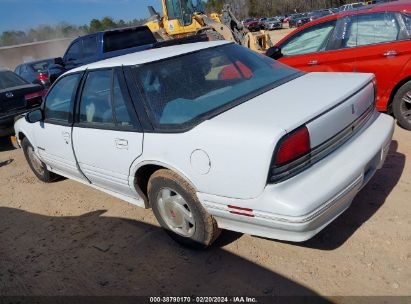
[133,43,300,130]
[30,59,53,72]
[103,28,156,53]
[0,71,28,90]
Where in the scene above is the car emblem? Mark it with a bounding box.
[5,92,14,98]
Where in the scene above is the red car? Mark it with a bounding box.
[243,18,261,32]
[270,1,411,130]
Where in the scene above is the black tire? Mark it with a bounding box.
[148,169,221,249]
[392,81,411,131]
[22,137,57,182]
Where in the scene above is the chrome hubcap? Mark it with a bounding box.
[157,188,195,237]
[28,146,44,175]
[401,90,411,122]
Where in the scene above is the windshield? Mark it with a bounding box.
[30,60,53,72]
[133,44,300,130]
[165,0,196,25]
[0,71,28,90]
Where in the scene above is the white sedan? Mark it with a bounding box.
[14,41,394,248]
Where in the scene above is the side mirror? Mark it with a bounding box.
[54,57,64,66]
[266,46,283,60]
[25,109,44,124]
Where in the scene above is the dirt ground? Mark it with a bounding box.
[268,27,295,44]
[0,28,410,300]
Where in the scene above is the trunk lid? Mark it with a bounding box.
[0,83,43,114]
[211,72,375,146]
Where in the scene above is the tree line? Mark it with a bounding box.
[0,16,146,47]
[205,0,359,19]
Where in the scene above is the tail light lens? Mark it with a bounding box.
[37,73,49,81]
[274,126,310,166]
[25,90,45,101]
[372,76,377,106]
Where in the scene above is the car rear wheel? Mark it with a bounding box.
[393,81,411,131]
[22,137,57,182]
[148,169,221,249]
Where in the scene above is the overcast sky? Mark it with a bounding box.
[0,0,162,32]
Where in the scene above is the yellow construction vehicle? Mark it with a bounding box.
[145,0,273,54]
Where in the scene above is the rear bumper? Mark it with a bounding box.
[0,115,16,137]
[0,110,30,137]
[198,111,395,242]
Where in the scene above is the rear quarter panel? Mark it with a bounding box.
[131,122,284,200]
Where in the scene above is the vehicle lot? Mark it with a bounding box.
[0,27,410,298]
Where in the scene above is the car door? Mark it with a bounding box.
[278,19,356,73]
[341,11,411,110]
[72,68,144,198]
[36,72,85,180]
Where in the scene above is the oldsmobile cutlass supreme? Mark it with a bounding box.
[13,41,394,248]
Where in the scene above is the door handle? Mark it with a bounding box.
[115,139,128,149]
[384,50,397,58]
[308,60,318,66]
[62,131,70,144]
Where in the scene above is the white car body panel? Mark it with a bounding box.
[72,127,143,198]
[14,41,395,242]
[36,123,86,180]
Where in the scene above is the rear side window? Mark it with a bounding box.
[79,69,134,127]
[83,36,98,58]
[343,12,400,48]
[103,29,156,53]
[281,20,336,56]
[65,41,81,60]
[79,70,114,124]
[45,73,80,122]
[0,71,27,89]
[113,74,132,126]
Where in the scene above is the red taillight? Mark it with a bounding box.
[37,74,49,81]
[25,90,44,101]
[275,126,310,166]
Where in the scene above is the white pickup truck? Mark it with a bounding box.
[14,41,394,248]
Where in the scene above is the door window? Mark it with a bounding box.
[44,73,80,122]
[402,14,411,37]
[82,36,98,58]
[65,41,82,61]
[280,20,336,56]
[79,70,114,125]
[343,12,400,48]
[113,74,132,126]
